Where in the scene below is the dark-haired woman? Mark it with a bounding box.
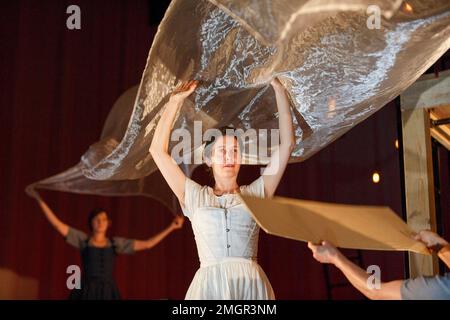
[27,188,184,300]
[150,78,295,299]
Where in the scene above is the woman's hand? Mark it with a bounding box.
[270,77,285,91]
[171,215,185,230]
[25,185,41,200]
[170,80,199,103]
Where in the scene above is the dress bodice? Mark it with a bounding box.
[182,177,264,267]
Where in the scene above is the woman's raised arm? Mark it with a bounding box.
[149,80,198,204]
[262,78,295,197]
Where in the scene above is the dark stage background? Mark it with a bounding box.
[1,0,449,299]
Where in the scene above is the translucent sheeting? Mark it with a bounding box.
[29,1,450,214]
[28,86,180,213]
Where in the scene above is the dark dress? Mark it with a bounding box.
[65,227,135,300]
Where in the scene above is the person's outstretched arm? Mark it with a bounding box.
[308,241,402,300]
[149,80,198,205]
[26,187,69,237]
[414,230,450,268]
[133,215,184,252]
[262,78,295,197]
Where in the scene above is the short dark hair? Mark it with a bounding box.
[88,208,107,232]
[203,126,244,161]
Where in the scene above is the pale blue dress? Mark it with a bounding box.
[182,176,275,300]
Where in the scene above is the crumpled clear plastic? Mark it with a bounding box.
[28,0,450,214]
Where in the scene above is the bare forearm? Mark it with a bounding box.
[334,254,376,299]
[36,199,69,237]
[149,98,187,201]
[150,99,183,154]
[262,84,295,195]
[140,225,175,250]
[334,254,401,300]
[273,86,295,149]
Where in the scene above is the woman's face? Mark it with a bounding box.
[210,135,241,180]
[91,212,109,234]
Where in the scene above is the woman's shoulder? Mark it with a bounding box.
[240,176,265,198]
[184,178,214,211]
[185,177,210,194]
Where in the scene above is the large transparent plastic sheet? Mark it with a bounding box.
[28,86,181,213]
[28,1,450,214]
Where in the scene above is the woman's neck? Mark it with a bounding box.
[91,232,107,242]
[213,178,239,194]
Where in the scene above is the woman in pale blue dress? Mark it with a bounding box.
[150,78,294,299]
